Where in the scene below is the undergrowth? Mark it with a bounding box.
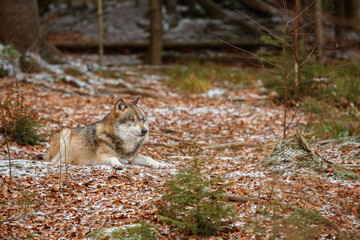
[17,190,40,217]
[264,138,360,179]
[87,221,157,240]
[301,98,360,138]
[263,58,360,106]
[0,44,20,77]
[164,61,253,93]
[0,87,44,145]
[259,32,360,107]
[250,205,326,239]
[156,147,236,236]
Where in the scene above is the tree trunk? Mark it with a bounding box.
[0,0,61,62]
[185,0,195,17]
[344,0,360,32]
[346,0,360,19]
[314,0,324,63]
[147,0,163,65]
[334,1,346,48]
[98,0,104,67]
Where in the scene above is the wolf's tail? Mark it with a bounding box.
[45,128,72,164]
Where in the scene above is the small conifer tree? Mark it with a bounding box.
[156,147,236,236]
[1,91,43,146]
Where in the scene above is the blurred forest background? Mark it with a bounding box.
[1,0,360,63]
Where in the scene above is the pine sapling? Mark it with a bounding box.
[156,147,236,236]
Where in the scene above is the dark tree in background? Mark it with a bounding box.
[147,0,163,65]
[314,0,324,63]
[334,0,360,48]
[0,0,60,62]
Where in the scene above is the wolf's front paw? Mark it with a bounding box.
[109,157,124,170]
[149,160,166,169]
[113,162,124,170]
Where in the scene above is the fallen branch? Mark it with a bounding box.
[152,132,261,151]
[193,135,233,142]
[313,139,338,146]
[341,164,360,169]
[151,132,193,145]
[226,194,258,204]
[148,143,186,155]
[159,128,180,134]
[203,142,259,150]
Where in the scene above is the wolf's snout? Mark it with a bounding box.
[141,129,148,136]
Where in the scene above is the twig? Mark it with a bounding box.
[203,142,259,150]
[148,143,186,155]
[210,188,258,203]
[0,98,12,179]
[341,164,360,169]
[226,194,258,204]
[235,9,281,41]
[151,132,191,144]
[152,132,260,150]
[284,103,301,133]
[193,135,233,142]
[211,34,279,69]
[313,139,338,146]
[159,128,180,134]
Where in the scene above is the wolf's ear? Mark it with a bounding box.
[132,96,141,107]
[115,99,127,111]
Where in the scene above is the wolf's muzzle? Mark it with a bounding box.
[141,129,148,136]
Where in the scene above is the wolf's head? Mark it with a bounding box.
[112,97,150,143]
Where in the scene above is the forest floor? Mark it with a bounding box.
[0,54,359,239]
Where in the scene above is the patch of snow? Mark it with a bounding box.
[201,88,227,98]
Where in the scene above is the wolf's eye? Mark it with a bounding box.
[120,118,127,124]
[129,118,134,123]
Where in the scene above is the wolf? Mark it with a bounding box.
[45,97,165,169]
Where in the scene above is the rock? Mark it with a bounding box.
[19,51,46,73]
